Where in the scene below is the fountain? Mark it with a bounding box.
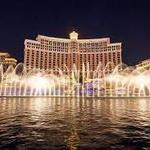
[0,62,150,97]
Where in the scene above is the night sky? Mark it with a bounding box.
[0,0,150,65]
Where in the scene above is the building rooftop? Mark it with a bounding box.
[34,31,111,43]
[0,52,10,56]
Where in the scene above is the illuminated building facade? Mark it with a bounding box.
[136,59,150,70]
[0,52,17,72]
[24,31,122,74]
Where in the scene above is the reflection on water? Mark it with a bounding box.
[0,98,150,150]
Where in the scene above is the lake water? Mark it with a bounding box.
[0,98,150,150]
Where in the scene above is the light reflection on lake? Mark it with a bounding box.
[0,98,150,150]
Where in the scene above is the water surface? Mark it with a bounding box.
[0,98,150,150]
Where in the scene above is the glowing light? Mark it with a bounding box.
[69,31,78,40]
[133,75,150,89]
[28,75,49,89]
[0,62,150,97]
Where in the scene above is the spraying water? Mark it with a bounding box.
[0,62,150,97]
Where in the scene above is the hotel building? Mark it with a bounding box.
[24,31,122,74]
[136,59,150,70]
[0,52,17,72]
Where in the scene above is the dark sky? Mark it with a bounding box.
[0,0,150,65]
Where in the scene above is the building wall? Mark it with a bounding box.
[0,52,17,72]
[136,59,150,70]
[24,32,122,74]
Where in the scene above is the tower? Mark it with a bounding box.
[68,31,80,72]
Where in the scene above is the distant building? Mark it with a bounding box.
[136,59,150,70]
[0,52,17,72]
[24,31,122,74]
[0,52,10,61]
